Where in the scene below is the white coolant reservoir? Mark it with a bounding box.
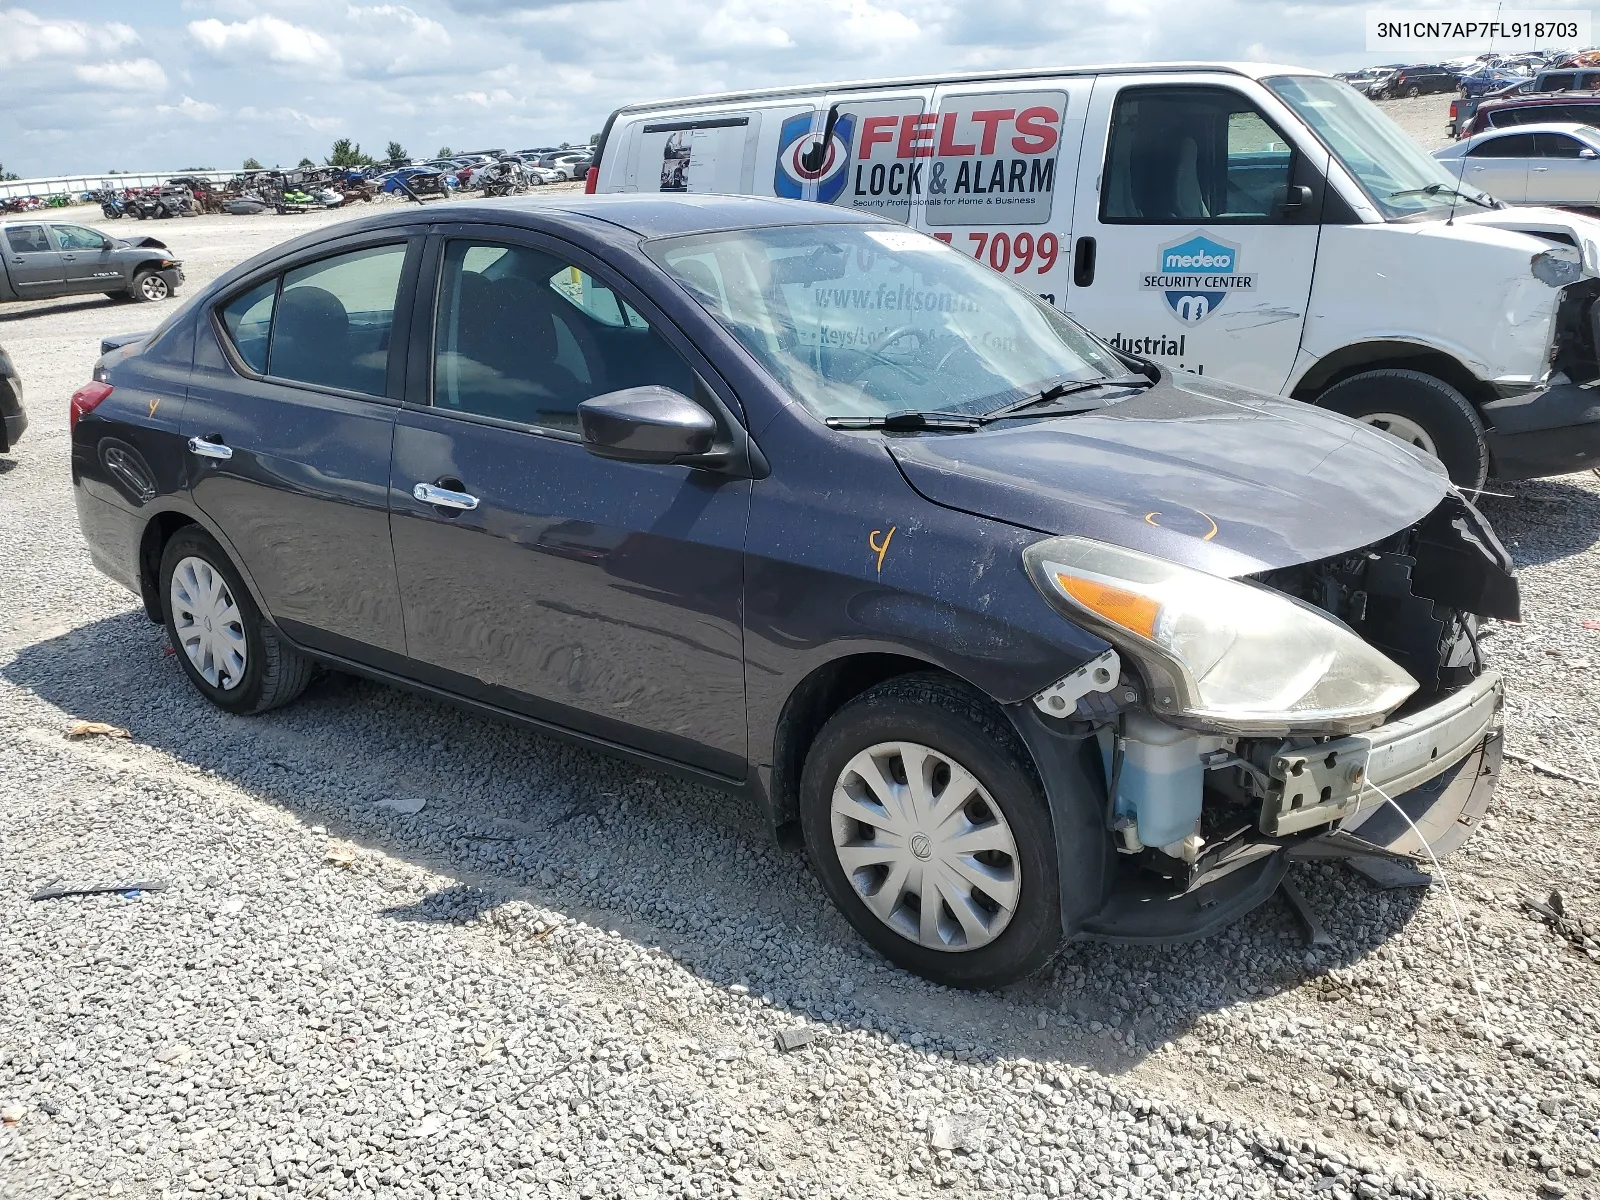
[1110,713,1225,851]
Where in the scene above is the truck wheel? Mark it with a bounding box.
[799,672,1061,989]
[129,271,170,302]
[1317,368,1488,489]
[160,527,314,715]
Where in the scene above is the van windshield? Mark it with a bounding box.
[1266,74,1494,219]
[646,224,1124,420]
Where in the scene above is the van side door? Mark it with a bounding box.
[796,84,938,222]
[1068,74,1329,393]
[914,78,1093,312]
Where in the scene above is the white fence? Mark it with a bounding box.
[0,170,238,202]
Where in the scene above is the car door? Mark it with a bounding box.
[50,223,121,293]
[388,226,750,778]
[3,223,65,296]
[1462,132,1535,201]
[184,231,421,663]
[912,77,1092,312]
[1068,74,1327,390]
[1528,131,1597,203]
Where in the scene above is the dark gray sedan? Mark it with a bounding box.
[70,195,1515,987]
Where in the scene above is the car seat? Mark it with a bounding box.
[271,285,367,392]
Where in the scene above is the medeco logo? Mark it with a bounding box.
[775,111,854,204]
[1140,232,1255,326]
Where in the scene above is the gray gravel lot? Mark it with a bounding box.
[2,169,1599,1200]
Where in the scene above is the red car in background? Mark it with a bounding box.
[1457,92,1600,139]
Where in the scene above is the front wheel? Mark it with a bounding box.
[799,673,1061,989]
[129,270,170,302]
[159,527,313,715]
[1316,368,1488,489]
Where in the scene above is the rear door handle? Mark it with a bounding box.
[412,482,479,510]
[187,436,233,460]
[1533,166,1551,172]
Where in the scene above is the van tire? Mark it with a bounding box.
[1316,368,1488,489]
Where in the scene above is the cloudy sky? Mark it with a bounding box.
[0,0,1558,177]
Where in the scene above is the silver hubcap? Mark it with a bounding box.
[141,276,167,300]
[170,556,247,690]
[1361,412,1437,455]
[830,741,1020,952]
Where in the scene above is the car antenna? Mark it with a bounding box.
[800,105,841,174]
[1446,155,1463,226]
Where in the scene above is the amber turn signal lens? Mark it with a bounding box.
[1055,572,1161,640]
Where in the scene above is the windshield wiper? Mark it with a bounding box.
[983,374,1153,420]
[1387,182,1496,208]
[825,409,989,431]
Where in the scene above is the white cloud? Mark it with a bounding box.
[188,15,342,70]
[157,95,224,121]
[0,9,140,68]
[73,58,169,92]
[235,105,345,134]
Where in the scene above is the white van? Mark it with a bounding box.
[588,62,1600,487]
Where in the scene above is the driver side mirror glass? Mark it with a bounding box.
[1581,147,1599,160]
[578,386,717,464]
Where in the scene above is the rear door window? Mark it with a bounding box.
[270,244,406,395]
[219,278,277,374]
[4,225,49,254]
[1469,133,1538,157]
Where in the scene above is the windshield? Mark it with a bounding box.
[645,223,1124,420]
[1265,74,1491,219]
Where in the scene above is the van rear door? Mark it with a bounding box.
[912,78,1092,310]
[606,102,817,196]
[1068,73,1328,393]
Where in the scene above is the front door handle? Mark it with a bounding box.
[412,482,479,511]
[1533,166,1551,172]
[187,435,233,460]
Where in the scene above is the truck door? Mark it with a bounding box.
[1068,75,1327,393]
[915,78,1093,311]
[3,223,65,297]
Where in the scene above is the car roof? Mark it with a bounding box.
[1482,92,1600,108]
[518,193,881,237]
[1470,120,1600,138]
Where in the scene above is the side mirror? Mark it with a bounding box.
[1273,183,1313,214]
[578,386,717,464]
[1581,148,1599,160]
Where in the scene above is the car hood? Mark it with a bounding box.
[114,235,169,251]
[888,371,1450,577]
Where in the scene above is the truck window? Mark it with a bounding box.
[5,225,49,255]
[1101,87,1294,223]
[52,225,110,251]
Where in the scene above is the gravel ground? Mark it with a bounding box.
[2,170,1599,1200]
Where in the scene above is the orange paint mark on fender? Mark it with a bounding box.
[869,526,896,574]
[148,397,160,418]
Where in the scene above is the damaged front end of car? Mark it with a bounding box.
[1020,491,1519,943]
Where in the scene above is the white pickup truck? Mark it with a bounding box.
[587,62,1600,487]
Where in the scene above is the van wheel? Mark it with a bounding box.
[1316,368,1488,489]
[159,528,314,715]
[799,672,1061,989]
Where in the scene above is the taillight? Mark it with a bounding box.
[70,382,113,432]
[1449,101,1458,118]
[585,165,598,194]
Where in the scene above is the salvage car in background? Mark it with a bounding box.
[1460,92,1600,139]
[0,342,24,453]
[72,195,1516,987]
[1437,124,1600,207]
[1,220,183,304]
[591,63,1600,487]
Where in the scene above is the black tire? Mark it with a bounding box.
[1316,368,1489,489]
[129,270,170,302]
[799,672,1061,989]
[159,527,313,715]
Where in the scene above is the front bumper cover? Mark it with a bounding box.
[1483,383,1600,481]
[1074,673,1503,944]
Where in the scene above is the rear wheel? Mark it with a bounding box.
[1316,368,1489,489]
[799,672,1061,988]
[159,528,313,715]
[1407,84,1421,98]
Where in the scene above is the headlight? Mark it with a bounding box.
[1023,536,1418,734]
